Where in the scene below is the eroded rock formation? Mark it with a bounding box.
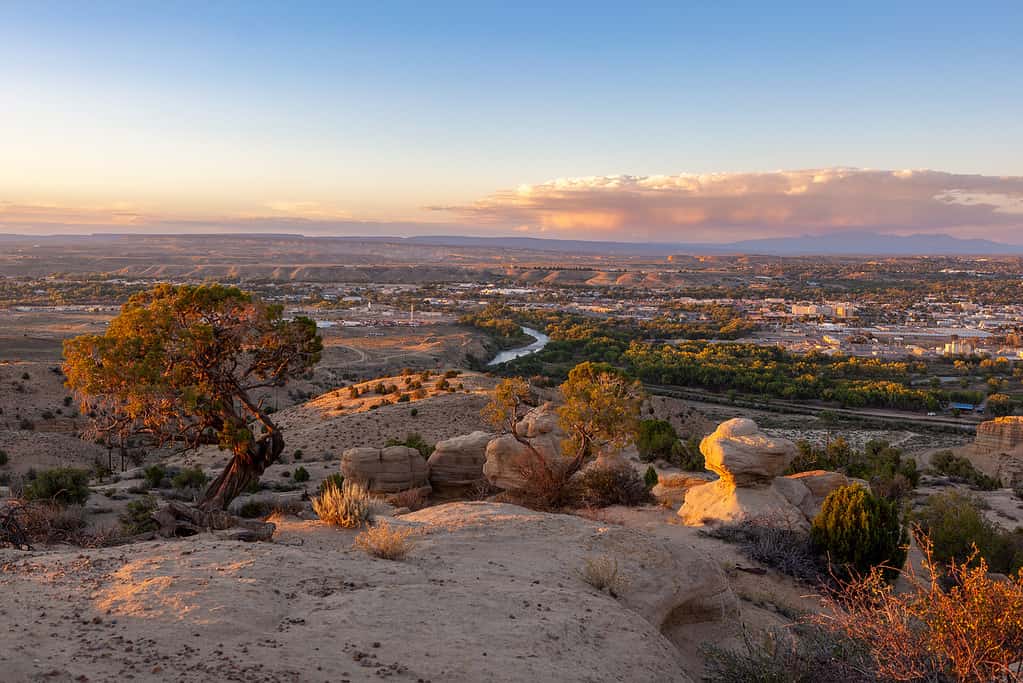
[960,416,1023,487]
[678,418,853,531]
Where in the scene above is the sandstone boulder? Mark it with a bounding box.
[679,419,848,531]
[700,418,796,485]
[427,431,492,492]
[341,445,430,493]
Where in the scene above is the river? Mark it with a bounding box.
[486,326,550,366]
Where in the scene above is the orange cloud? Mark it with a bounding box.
[435,168,1023,241]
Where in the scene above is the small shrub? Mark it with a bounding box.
[636,419,678,462]
[238,500,271,518]
[313,479,372,528]
[40,410,55,420]
[410,407,418,417]
[703,625,875,683]
[143,464,167,489]
[387,487,426,511]
[578,555,628,597]
[317,473,345,496]
[354,521,415,560]
[565,464,652,508]
[810,485,907,580]
[171,467,207,490]
[674,436,704,471]
[293,449,304,460]
[813,535,1023,682]
[913,490,1023,575]
[0,449,8,466]
[120,497,158,534]
[293,466,310,483]
[385,433,434,458]
[23,467,91,506]
[930,450,1001,490]
[643,465,658,489]
[18,418,34,431]
[703,520,825,583]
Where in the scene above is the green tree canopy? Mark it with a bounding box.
[63,283,322,510]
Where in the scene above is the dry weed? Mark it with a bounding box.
[579,554,629,597]
[354,521,415,560]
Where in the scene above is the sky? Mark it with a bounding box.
[2,1,1022,243]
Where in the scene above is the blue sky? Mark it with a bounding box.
[1,1,1022,241]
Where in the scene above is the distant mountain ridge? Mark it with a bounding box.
[0,231,1018,256]
[407,232,1018,256]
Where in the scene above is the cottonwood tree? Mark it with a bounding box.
[63,284,322,511]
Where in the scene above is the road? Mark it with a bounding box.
[645,384,981,433]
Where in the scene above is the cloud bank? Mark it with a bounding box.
[4,169,1023,243]
[435,168,1023,243]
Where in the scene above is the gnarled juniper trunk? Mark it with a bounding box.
[199,429,284,511]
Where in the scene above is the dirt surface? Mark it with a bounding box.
[0,502,738,682]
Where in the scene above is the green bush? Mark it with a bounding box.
[143,464,167,489]
[810,485,907,579]
[171,466,208,490]
[0,449,8,466]
[674,436,704,471]
[790,439,919,500]
[929,451,1001,490]
[636,419,678,462]
[643,465,658,489]
[293,466,310,483]
[238,500,271,518]
[23,467,91,506]
[317,473,345,496]
[293,449,304,460]
[385,433,434,458]
[912,491,1023,575]
[120,496,158,534]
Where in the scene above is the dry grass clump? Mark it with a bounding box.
[4,500,121,548]
[354,521,415,560]
[313,479,372,528]
[386,487,427,511]
[813,535,1023,682]
[578,554,629,597]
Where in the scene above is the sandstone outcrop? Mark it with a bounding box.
[427,430,492,492]
[0,501,741,682]
[961,416,1023,487]
[483,402,566,490]
[701,418,794,485]
[678,418,852,530]
[340,445,430,493]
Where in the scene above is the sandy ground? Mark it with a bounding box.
[0,502,741,683]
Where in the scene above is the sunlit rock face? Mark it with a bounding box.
[341,445,430,493]
[678,418,854,531]
[700,418,795,486]
[962,416,1023,487]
